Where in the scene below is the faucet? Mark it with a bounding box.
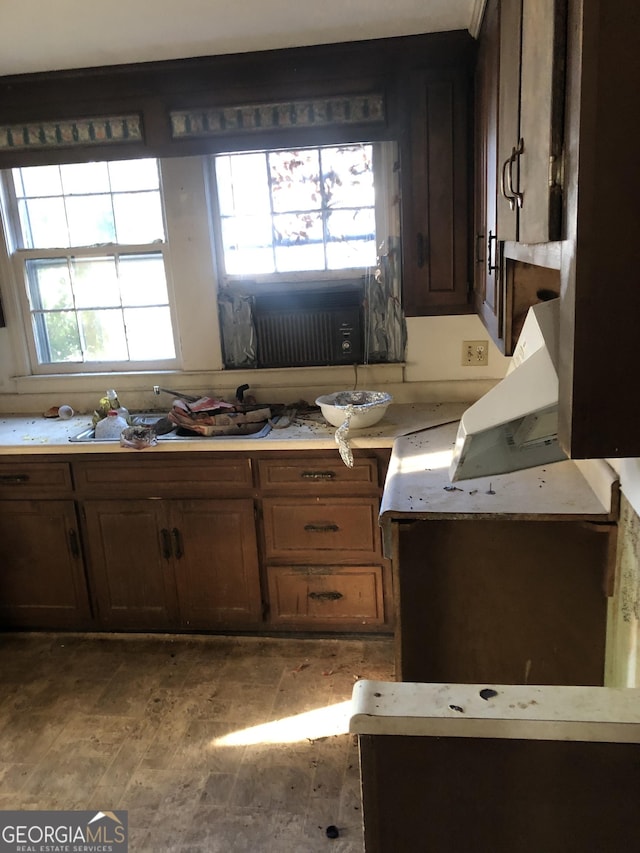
[153,385,199,402]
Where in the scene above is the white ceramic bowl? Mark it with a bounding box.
[315,390,393,429]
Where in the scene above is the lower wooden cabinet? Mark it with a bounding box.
[0,499,91,629]
[259,455,393,631]
[82,498,262,631]
[262,497,381,560]
[0,450,392,635]
[267,565,386,629]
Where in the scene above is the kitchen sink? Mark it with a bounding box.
[68,413,273,442]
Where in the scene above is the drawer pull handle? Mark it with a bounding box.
[0,474,30,484]
[301,471,336,480]
[160,528,172,559]
[68,529,80,558]
[172,527,184,560]
[309,591,344,601]
[304,523,339,533]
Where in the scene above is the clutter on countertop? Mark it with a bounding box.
[42,404,75,419]
[316,390,393,468]
[0,402,471,454]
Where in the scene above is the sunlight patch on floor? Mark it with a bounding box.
[212,700,352,746]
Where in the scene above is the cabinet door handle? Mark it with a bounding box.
[475,233,484,264]
[416,232,426,268]
[501,144,522,210]
[309,591,344,601]
[304,523,339,533]
[160,528,172,559]
[511,138,524,209]
[487,231,498,274]
[301,471,336,480]
[172,527,183,560]
[68,529,80,558]
[0,474,29,484]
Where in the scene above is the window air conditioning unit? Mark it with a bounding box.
[253,288,364,368]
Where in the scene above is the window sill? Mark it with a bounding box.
[11,362,405,397]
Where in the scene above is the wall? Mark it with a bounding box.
[0,155,510,416]
[606,463,640,687]
[0,314,509,415]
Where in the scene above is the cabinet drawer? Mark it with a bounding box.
[262,497,380,559]
[267,565,386,627]
[258,457,379,494]
[73,457,253,496]
[0,462,72,497]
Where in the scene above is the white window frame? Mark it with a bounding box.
[0,160,181,376]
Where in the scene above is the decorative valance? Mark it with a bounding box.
[0,114,143,152]
[170,93,385,139]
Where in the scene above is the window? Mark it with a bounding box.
[213,142,394,285]
[3,158,177,371]
[211,141,404,369]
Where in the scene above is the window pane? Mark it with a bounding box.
[273,211,324,270]
[326,208,376,269]
[274,242,325,272]
[19,197,69,248]
[33,311,82,363]
[66,195,115,245]
[78,308,128,361]
[72,258,120,308]
[220,216,275,275]
[270,149,321,213]
[16,165,63,197]
[273,211,323,248]
[113,191,165,243]
[321,145,374,208]
[25,259,73,310]
[108,159,160,192]
[60,162,110,195]
[327,207,376,242]
[124,307,175,359]
[216,153,270,216]
[118,254,168,305]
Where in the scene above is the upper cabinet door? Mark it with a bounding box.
[497,0,566,244]
[402,68,472,316]
[473,0,503,345]
[496,0,522,242]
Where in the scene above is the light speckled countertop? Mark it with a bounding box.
[350,679,640,741]
[0,402,468,455]
[380,420,619,520]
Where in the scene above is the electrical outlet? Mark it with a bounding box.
[462,340,489,366]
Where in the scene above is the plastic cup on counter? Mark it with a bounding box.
[58,405,74,420]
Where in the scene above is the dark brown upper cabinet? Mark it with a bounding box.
[473,0,502,346]
[496,0,566,245]
[401,67,473,316]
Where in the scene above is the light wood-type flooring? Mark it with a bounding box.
[0,632,394,851]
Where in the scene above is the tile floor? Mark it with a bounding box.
[0,632,395,851]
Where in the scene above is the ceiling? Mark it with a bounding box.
[0,0,482,77]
